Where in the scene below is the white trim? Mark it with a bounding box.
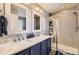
[32,10,41,32]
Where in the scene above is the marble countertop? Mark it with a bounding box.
[0,35,54,55]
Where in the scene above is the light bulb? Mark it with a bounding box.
[40,10,43,13]
[35,7,40,11]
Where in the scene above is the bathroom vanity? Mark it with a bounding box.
[0,35,53,55]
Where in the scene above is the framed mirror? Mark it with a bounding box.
[18,16,26,30]
[34,14,40,30]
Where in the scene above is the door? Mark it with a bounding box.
[61,11,77,48]
[56,11,78,49]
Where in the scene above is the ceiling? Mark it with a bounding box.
[38,3,78,13]
[23,3,78,14]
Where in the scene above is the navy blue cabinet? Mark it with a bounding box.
[30,43,41,55]
[25,48,31,55]
[47,38,51,54]
[14,38,51,55]
[41,38,51,55]
[41,40,48,55]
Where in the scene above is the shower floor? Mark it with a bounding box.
[51,43,78,55]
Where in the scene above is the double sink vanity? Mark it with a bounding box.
[0,35,53,55]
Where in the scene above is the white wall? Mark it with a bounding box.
[40,15,47,35]
[4,3,49,35]
[0,3,4,16]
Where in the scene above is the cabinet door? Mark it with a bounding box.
[41,40,48,55]
[31,43,41,55]
[25,48,31,55]
[47,38,51,54]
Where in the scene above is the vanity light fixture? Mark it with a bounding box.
[39,9,43,13]
[35,6,40,11]
[26,3,29,5]
[62,6,64,8]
